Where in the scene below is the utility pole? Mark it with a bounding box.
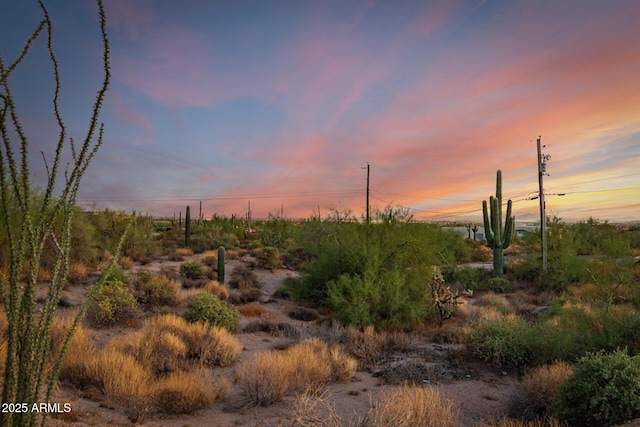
[537,137,550,271]
[363,162,370,224]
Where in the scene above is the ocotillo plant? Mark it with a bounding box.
[482,170,515,278]
[0,1,131,426]
[185,205,191,247]
[217,246,225,284]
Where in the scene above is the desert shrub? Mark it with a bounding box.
[101,265,128,283]
[68,261,90,284]
[235,338,356,406]
[522,361,573,410]
[235,351,290,406]
[468,313,531,369]
[477,417,565,427]
[183,321,242,367]
[342,325,388,368]
[238,304,266,317]
[134,270,179,306]
[180,261,206,280]
[443,265,490,289]
[203,280,229,300]
[51,315,95,386]
[152,369,216,414]
[366,384,459,427]
[87,279,139,326]
[119,255,134,269]
[185,292,239,331]
[256,246,280,269]
[109,314,241,375]
[89,348,153,423]
[327,266,431,329]
[486,277,511,292]
[229,265,259,290]
[551,349,640,427]
[172,247,193,260]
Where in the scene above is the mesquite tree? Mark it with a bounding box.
[0,2,129,426]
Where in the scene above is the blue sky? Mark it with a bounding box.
[1,0,639,222]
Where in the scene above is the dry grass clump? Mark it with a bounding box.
[292,389,355,427]
[521,361,573,409]
[88,347,153,423]
[110,314,242,371]
[170,247,193,261]
[238,303,265,317]
[367,384,459,427]
[476,416,566,427]
[235,351,291,405]
[0,309,7,380]
[38,267,52,282]
[119,255,134,270]
[343,325,387,368]
[151,369,216,415]
[51,314,96,386]
[235,338,356,406]
[204,280,229,300]
[201,250,218,267]
[229,265,259,290]
[57,315,237,421]
[68,261,90,284]
[477,292,514,315]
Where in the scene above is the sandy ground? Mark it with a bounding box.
[45,254,527,427]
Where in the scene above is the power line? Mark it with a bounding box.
[77,189,363,203]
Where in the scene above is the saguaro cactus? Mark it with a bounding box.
[482,170,515,277]
[217,246,226,284]
[185,205,191,247]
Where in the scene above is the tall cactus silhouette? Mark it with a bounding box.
[482,170,515,278]
[185,205,191,247]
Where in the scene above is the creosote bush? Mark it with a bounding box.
[179,260,206,280]
[134,270,179,306]
[87,279,139,327]
[551,349,640,427]
[185,292,239,331]
[255,246,280,269]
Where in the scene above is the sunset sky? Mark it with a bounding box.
[2,1,639,222]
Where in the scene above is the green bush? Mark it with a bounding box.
[327,266,432,329]
[134,270,179,306]
[87,279,139,326]
[551,349,640,427]
[180,261,205,280]
[256,246,280,269]
[468,314,531,369]
[185,292,238,331]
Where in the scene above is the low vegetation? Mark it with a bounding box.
[235,338,356,405]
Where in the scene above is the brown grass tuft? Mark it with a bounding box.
[204,280,229,300]
[238,303,265,317]
[89,347,153,422]
[477,416,566,427]
[368,384,459,427]
[68,261,90,284]
[521,361,573,409]
[235,338,356,406]
[119,255,134,270]
[152,369,216,414]
[343,325,387,368]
